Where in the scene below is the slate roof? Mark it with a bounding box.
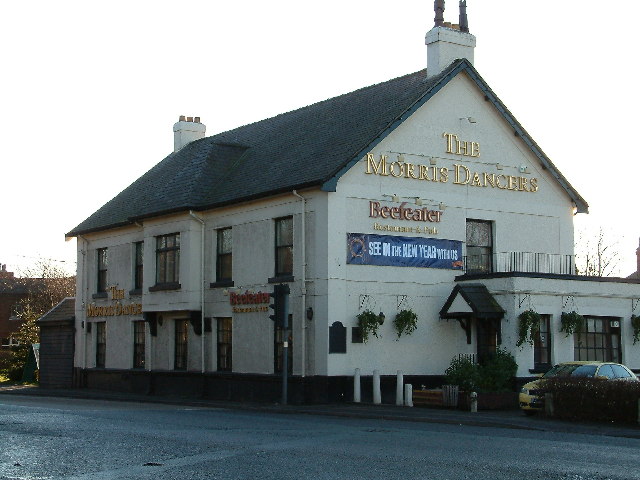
[68,59,588,237]
[36,297,75,325]
[439,283,505,320]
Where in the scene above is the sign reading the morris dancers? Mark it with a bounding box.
[347,233,463,269]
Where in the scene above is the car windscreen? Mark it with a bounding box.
[569,365,598,377]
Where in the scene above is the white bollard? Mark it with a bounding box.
[353,368,361,403]
[396,370,404,406]
[404,384,413,407]
[470,391,478,413]
[373,370,381,404]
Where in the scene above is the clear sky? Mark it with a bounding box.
[2,0,638,277]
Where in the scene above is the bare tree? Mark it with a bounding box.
[575,227,621,277]
[1,259,75,379]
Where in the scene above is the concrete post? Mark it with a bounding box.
[470,391,478,413]
[373,370,381,404]
[404,384,413,407]
[353,368,361,403]
[396,370,404,406]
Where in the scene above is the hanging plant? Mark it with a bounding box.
[393,309,418,339]
[631,314,640,345]
[516,309,542,347]
[560,311,584,337]
[357,310,382,343]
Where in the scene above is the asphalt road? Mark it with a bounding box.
[1,395,639,480]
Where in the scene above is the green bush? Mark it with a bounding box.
[445,348,518,393]
[541,377,640,423]
[478,348,517,392]
[444,356,480,392]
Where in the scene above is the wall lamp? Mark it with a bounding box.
[306,307,314,321]
[439,202,447,210]
[378,312,385,325]
[460,116,477,124]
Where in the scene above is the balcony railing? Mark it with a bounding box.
[463,252,575,275]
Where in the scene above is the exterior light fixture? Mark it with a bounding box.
[378,312,385,325]
[496,163,503,170]
[306,307,314,320]
[429,157,437,165]
[392,194,400,203]
[415,197,423,206]
[439,202,446,210]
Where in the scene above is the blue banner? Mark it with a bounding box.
[347,233,463,270]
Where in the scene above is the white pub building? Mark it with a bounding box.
[66,2,640,403]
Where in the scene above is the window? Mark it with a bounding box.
[574,316,621,363]
[274,316,293,374]
[216,228,232,282]
[96,322,106,368]
[275,217,293,277]
[174,319,188,370]
[133,321,145,369]
[97,248,108,293]
[217,317,232,371]
[466,220,492,273]
[156,233,180,285]
[533,315,551,369]
[134,241,144,291]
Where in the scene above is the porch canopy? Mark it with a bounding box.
[439,283,505,344]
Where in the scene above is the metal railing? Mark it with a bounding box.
[463,252,575,275]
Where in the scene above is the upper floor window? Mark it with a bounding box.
[133,241,144,291]
[275,217,293,277]
[216,228,232,282]
[466,220,492,274]
[156,233,180,285]
[97,248,108,293]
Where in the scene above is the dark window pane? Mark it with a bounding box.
[174,320,188,370]
[217,318,232,371]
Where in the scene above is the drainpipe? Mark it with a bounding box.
[189,210,206,374]
[292,190,307,377]
[79,235,88,371]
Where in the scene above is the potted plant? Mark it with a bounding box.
[560,311,584,337]
[393,309,418,339]
[357,310,383,343]
[516,309,542,347]
[632,314,640,345]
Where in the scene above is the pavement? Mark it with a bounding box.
[1,384,640,439]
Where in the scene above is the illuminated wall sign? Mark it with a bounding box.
[87,303,143,317]
[347,233,463,269]
[86,285,142,317]
[364,131,539,193]
[230,291,270,313]
[443,132,480,157]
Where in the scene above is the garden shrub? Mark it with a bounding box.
[478,348,518,392]
[541,377,640,423]
[444,356,480,392]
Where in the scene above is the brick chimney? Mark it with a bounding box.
[173,116,206,152]
[426,0,476,78]
[0,264,14,279]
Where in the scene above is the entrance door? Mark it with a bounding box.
[476,320,497,364]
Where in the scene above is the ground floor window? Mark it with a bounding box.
[274,316,293,374]
[533,315,551,369]
[133,320,145,369]
[96,322,106,368]
[574,316,621,363]
[217,317,232,371]
[174,319,188,370]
